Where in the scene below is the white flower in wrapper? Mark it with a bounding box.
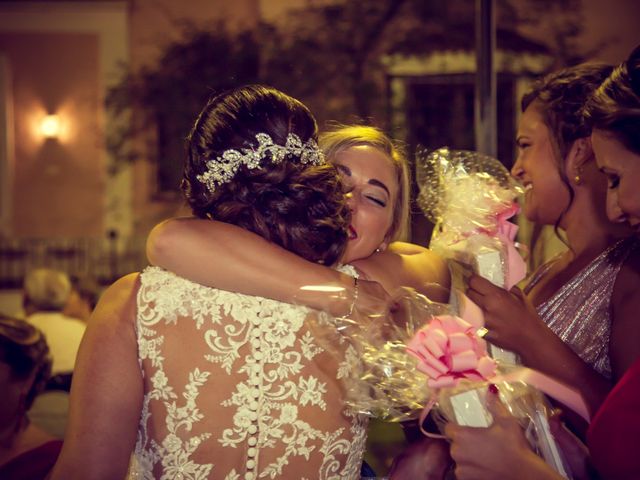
[415,147,527,290]
[416,147,523,242]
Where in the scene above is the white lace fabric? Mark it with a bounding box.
[129,267,367,480]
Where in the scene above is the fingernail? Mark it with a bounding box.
[488,383,499,395]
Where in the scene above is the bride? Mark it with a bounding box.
[51,85,379,479]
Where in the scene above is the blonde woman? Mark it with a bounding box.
[146,125,450,314]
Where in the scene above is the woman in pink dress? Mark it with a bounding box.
[465,63,640,418]
[446,45,640,480]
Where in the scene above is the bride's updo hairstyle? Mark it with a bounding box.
[182,85,349,266]
[584,45,640,155]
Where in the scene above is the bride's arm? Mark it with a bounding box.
[51,274,142,479]
[147,217,380,316]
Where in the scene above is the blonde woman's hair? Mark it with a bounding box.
[319,125,411,242]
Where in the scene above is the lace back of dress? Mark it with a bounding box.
[130,267,367,480]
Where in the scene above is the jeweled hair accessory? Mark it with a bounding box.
[196,132,325,194]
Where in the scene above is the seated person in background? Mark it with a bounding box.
[63,274,101,323]
[23,268,86,389]
[0,315,62,479]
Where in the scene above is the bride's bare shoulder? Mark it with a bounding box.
[88,273,140,329]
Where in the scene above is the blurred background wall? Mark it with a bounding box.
[0,0,638,303]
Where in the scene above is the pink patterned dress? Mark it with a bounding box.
[524,237,639,378]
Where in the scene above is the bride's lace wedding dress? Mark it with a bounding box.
[127,267,368,480]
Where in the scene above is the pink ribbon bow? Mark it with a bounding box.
[406,314,497,389]
[405,309,590,438]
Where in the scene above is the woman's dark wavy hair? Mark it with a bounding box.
[0,315,52,410]
[521,63,614,236]
[182,85,349,266]
[583,45,640,156]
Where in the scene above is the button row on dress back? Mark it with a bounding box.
[245,323,263,480]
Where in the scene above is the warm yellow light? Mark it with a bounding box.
[299,285,346,292]
[40,114,61,139]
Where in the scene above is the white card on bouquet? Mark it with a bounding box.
[449,389,492,427]
[488,344,519,365]
[533,410,570,478]
[451,249,521,365]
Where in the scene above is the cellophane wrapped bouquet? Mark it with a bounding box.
[342,289,585,479]
[416,147,527,364]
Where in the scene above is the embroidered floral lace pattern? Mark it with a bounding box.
[129,267,367,479]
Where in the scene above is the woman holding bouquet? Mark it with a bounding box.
[448,46,640,480]
[391,61,640,480]
[466,63,640,417]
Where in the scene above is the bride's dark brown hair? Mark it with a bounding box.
[182,85,349,266]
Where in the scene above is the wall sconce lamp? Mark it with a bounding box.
[39,114,62,139]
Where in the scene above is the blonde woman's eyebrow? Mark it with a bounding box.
[368,179,390,196]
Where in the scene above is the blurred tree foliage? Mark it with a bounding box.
[105,0,590,189]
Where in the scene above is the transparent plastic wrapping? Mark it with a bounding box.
[343,289,451,422]
[416,147,525,288]
[436,380,573,479]
[417,147,527,363]
[335,287,581,479]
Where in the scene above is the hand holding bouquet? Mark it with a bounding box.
[344,288,588,479]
